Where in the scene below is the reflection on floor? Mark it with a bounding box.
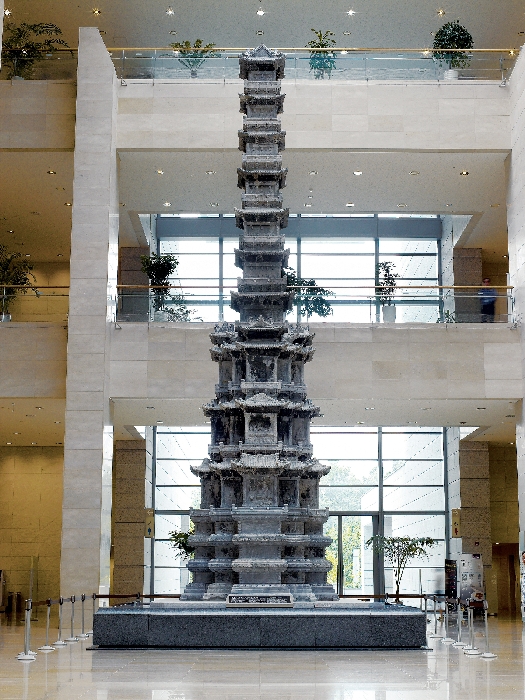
[0,614,524,699]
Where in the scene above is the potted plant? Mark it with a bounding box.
[366,536,436,602]
[0,246,37,321]
[283,266,334,319]
[1,22,68,80]
[376,261,399,322]
[140,252,201,321]
[433,20,473,80]
[306,29,337,80]
[169,39,218,78]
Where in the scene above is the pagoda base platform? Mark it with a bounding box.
[92,601,426,649]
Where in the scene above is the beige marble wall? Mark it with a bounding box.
[117,81,510,151]
[112,440,146,600]
[0,81,75,150]
[0,447,63,601]
[490,443,519,544]
[61,28,119,597]
[0,324,66,398]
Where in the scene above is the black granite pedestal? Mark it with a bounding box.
[92,601,426,649]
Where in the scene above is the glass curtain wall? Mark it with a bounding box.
[158,224,439,323]
[151,426,447,597]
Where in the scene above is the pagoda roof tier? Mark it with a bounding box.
[231,452,290,474]
[241,193,283,207]
[230,290,294,313]
[238,131,286,151]
[239,119,285,133]
[236,317,288,337]
[239,93,285,114]
[237,280,288,293]
[235,207,288,229]
[237,169,287,189]
[239,45,285,80]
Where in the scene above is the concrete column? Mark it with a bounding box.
[508,49,525,619]
[60,27,118,596]
[112,440,147,599]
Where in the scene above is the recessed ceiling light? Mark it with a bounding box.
[47,170,56,175]
[166,6,174,15]
[409,171,420,175]
[356,421,364,425]
[490,203,500,208]
[4,9,12,16]
[364,407,374,410]
[57,253,63,257]
[7,230,14,233]
[445,203,452,207]
[156,420,164,424]
[307,195,313,199]
[146,406,155,409]
[347,9,356,16]
[309,171,318,176]
[460,170,469,176]
[346,202,355,207]
[25,254,31,257]
[503,254,508,258]
[476,407,486,410]
[31,442,37,445]
[304,203,312,207]
[460,421,466,425]
[353,170,363,176]
[340,51,348,55]
[256,7,265,16]
[518,31,525,36]
[54,421,61,424]
[169,30,177,35]
[210,202,219,207]
[397,203,408,208]
[26,414,35,417]
[6,442,12,445]
[437,8,446,17]
[343,31,351,36]
[156,169,164,175]
[206,170,217,175]
[56,442,63,445]
[92,8,101,15]
[163,202,172,207]
[256,30,264,36]
[14,432,20,435]
[64,202,72,206]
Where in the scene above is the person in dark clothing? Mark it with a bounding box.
[478,277,497,322]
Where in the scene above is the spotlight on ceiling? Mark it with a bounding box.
[347,9,356,16]
[92,8,101,15]
[157,169,164,175]
[256,7,265,16]
[353,170,362,176]
[460,170,469,176]
[346,202,355,207]
[436,8,446,17]
[163,202,172,207]
[166,6,174,15]
[47,170,56,175]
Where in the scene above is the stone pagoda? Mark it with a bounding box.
[181,46,337,604]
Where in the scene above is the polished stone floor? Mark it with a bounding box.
[0,614,524,699]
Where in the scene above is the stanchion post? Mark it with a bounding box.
[17,599,36,661]
[78,593,89,639]
[428,595,443,638]
[38,599,55,651]
[441,597,455,644]
[65,595,78,642]
[87,593,96,636]
[481,600,497,659]
[453,598,466,647]
[464,603,481,655]
[54,596,67,646]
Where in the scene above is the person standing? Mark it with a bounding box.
[478,277,497,322]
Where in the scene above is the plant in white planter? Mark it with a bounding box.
[376,261,399,322]
[169,39,218,78]
[0,245,37,321]
[433,20,473,80]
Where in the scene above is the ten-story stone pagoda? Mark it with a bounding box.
[182,46,337,605]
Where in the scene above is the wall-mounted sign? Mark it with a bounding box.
[144,508,155,538]
[451,508,461,538]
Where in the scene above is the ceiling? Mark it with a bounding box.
[0,398,65,446]
[4,0,525,49]
[118,150,509,257]
[0,152,73,262]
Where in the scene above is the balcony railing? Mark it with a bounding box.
[0,286,69,323]
[0,49,78,80]
[108,48,518,83]
[114,285,514,325]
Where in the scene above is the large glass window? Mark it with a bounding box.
[157,214,440,323]
[151,426,447,597]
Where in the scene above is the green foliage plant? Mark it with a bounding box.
[168,526,195,558]
[140,252,178,312]
[306,29,336,80]
[366,535,436,601]
[376,261,399,307]
[0,245,36,316]
[1,22,68,79]
[433,20,474,70]
[169,39,219,77]
[283,266,334,319]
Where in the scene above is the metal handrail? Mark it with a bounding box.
[105,47,520,54]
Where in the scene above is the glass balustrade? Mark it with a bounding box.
[114,286,514,324]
